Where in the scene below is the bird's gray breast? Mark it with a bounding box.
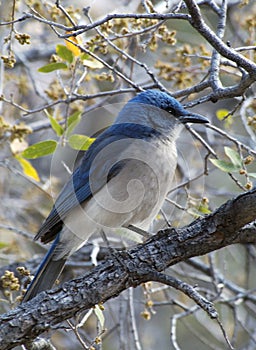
[93,137,177,229]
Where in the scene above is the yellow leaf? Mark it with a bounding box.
[65,32,82,56]
[216,109,229,120]
[156,214,162,220]
[216,108,233,127]
[15,155,40,182]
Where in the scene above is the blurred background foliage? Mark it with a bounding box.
[0,0,256,349]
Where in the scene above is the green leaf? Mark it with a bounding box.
[56,44,73,63]
[210,158,240,173]
[38,62,67,73]
[224,147,242,168]
[22,140,57,159]
[248,173,256,179]
[67,111,81,128]
[94,305,105,328]
[0,241,9,249]
[48,115,64,136]
[197,205,211,214]
[68,134,95,151]
[66,111,82,136]
[80,53,90,60]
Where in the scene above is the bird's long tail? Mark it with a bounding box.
[22,236,66,303]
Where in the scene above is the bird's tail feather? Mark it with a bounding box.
[22,237,66,303]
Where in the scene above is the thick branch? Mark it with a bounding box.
[0,189,256,349]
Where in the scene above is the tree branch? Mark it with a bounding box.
[0,188,256,349]
[184,0,256,76]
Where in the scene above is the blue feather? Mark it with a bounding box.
[22,234,66,302]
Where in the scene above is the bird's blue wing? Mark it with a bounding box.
[35,123,160,243]
[34,166,90,243]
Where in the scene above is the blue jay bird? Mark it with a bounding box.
[22,89,208,302]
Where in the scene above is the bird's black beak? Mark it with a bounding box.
[179,111,209,124]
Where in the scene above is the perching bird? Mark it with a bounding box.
[22,89,208,302]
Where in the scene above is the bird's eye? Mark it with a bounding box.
[168,108,176,116]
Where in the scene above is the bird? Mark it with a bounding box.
[22,89,208,302]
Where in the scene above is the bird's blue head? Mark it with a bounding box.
[129,90,208,124]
